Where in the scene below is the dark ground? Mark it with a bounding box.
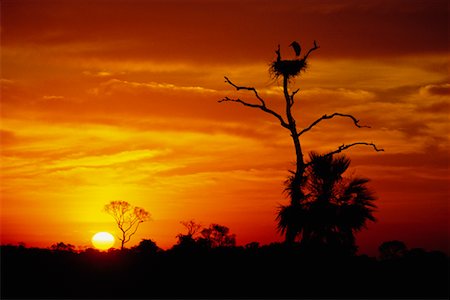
[1,244,448,299]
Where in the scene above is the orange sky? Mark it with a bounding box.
[1,0,448,254]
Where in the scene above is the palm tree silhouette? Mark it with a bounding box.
[277,152,376,253]
[277,172,308,243]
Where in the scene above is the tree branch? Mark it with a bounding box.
[124,222,141,244]
[220,77,289,128]
[219,97,289,128]
[124,216,139,232]
[316,142,384,162]
[298,113,370,136]
[290,89,299,107]
[275,44,281,62]
[223,76,267,106]
[302,40,320,61]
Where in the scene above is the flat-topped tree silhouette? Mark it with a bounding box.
[175,221,236,249]
[104,201,150,250]
[199,223,236,248]
[220,41,383,244]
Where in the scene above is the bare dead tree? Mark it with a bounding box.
[180,220,203,238]
[220,41,383,243]
[104,201,150,250]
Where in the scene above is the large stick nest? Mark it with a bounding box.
[270,59,307,79]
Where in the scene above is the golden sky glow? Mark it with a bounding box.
[1,0,448,254]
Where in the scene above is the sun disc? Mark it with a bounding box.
[92,232,115,250]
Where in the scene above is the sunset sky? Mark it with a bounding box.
[1,0,448,254]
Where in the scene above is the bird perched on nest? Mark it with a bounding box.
[289,41,301,57]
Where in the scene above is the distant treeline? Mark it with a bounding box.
[1,241,448,299]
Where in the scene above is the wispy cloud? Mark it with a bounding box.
[90,79,217,96]
[419,83,450,97]
[42,95,65,100]
[49,149,169,170]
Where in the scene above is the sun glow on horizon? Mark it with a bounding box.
[91,232,115,250]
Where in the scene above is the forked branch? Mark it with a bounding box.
[302,40,320,61]
[223,76,267,106]
[298,113,370,136]
[319,142,384,161]
[220,77,289,128]
[289,89,300,107]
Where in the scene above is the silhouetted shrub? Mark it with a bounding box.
[379,240,407,260]
[132,239,160,254]
[50,242,76,252]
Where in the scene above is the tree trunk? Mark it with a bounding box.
[282,75,306,243]
[121,231,126,250]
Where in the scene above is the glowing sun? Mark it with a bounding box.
[91,232,115,250]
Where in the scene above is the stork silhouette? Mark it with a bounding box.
[289,41,301,57]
